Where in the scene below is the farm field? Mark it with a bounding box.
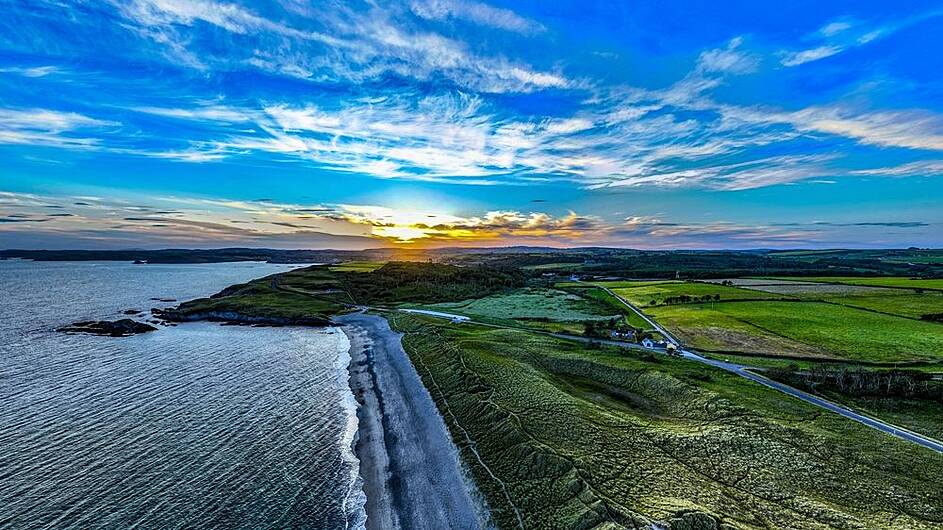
[769,276,943,291]
[743,283,898,297]
[587,279,682,289]
[702,278,820,287]
[824,292,943,320]
[648,301,943,362]
[521,262,584,271]
[600,280,785,307]
[647,304,823,357]
[390,314,943,529]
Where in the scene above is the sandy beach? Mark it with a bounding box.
[337,312,487,530]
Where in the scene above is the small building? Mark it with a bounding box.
[641,337,655,349]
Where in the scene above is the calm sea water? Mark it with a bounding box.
[0,261,365,529]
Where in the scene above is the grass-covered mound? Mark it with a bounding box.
[390,314,943,529]
[339,261,526,305]
[423,288,618,321]
[160,261,527,325]
[159,273,343,325]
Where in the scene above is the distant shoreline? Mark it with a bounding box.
[338,312,487,530]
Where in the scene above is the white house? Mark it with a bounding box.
[641,337,655,349]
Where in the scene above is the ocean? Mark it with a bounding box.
[0,261,365,529]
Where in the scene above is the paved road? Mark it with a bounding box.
[593,284,943,454]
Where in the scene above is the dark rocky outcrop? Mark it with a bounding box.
[58,319,158,337]
[152,308,331,327]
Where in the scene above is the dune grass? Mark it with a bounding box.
[390,314,943,529]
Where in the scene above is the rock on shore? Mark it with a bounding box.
[58,319,158,337]
[152,308,332,327]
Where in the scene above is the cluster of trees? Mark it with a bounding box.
[582,318,649,343]
[583,318,622,338]
[342,261,526,304]
[767,365,942,401]
[650,294,721,306]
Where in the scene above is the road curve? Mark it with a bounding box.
[593,284,943,454]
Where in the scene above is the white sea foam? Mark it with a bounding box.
[330,327,368,530]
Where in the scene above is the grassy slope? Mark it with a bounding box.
[424,288,621,322]
[390,314,943,530]
[649,301,943,362]
[167,273,344,323]
[579,287,652,329]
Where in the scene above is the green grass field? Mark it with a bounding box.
[770,276,943,291]
[649,301,943,362]
[588,279,682,289]
[423,287,621,322]
[521,262,584,271]
[327,260,386,272]
[390,314,943,529]
[602,280,785,307]
[824,292,943,319]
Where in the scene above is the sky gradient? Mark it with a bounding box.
[1,0,942,249]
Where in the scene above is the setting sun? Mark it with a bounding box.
[371,225,432,242]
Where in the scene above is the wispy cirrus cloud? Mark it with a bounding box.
[5,1,943,200]
[409,0,545,34]
[0,65,59,77]
[850,160,943,177]
[0,108,115,148]
[108,0,568,93]
[780,10,943,67]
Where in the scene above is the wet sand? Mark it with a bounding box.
[337,312,486,530]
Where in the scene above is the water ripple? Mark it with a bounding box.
[0,262,364,529]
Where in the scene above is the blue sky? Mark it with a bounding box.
[1,0,942,249]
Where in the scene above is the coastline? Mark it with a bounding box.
[338,312,487,530]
